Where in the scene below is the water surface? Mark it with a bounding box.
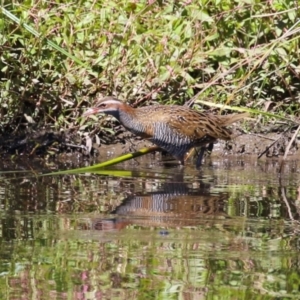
[0,156,299,299]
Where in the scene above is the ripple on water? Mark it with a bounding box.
[0,156,299,299]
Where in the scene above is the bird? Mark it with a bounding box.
[83,96,248,167]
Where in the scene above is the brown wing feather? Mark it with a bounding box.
[173,111,232,141]
[137,105,247,141]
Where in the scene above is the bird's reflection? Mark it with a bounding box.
[87,173,229,231]
[112,179,228,218]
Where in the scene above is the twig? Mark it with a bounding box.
[257,127,291,159]
[257,134,284,159]
[281,187,294,221]
[249,133,276,141]
[279,125,300,173]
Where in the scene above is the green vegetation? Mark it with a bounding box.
[0,0,299,135]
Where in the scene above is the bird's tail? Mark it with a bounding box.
[217,112,249,126]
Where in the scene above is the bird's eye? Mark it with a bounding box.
[99,103,107,108]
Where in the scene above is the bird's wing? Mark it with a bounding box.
[167,109,232,141]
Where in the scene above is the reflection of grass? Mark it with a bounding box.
[1,214,299,299]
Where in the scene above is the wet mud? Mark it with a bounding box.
[0,121,298,168]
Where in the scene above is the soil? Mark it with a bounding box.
[0,121,299,167]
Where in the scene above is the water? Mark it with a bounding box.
[0,156,300,299]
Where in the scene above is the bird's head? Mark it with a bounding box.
[83,96,127,119]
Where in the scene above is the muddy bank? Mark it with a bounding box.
[0,122,298,167]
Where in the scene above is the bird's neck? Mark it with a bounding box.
[105,105,135,121]
[118,108,137,126]
[107,110,120,120]
[118,107,146,135]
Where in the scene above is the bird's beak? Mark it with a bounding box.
[82,107,101,117]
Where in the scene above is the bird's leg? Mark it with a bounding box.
[195,147,206,169]
[207,143,214,154]
[195,143,214,169]
[178,157,185,167]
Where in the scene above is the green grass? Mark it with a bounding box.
[0,0,299,135]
